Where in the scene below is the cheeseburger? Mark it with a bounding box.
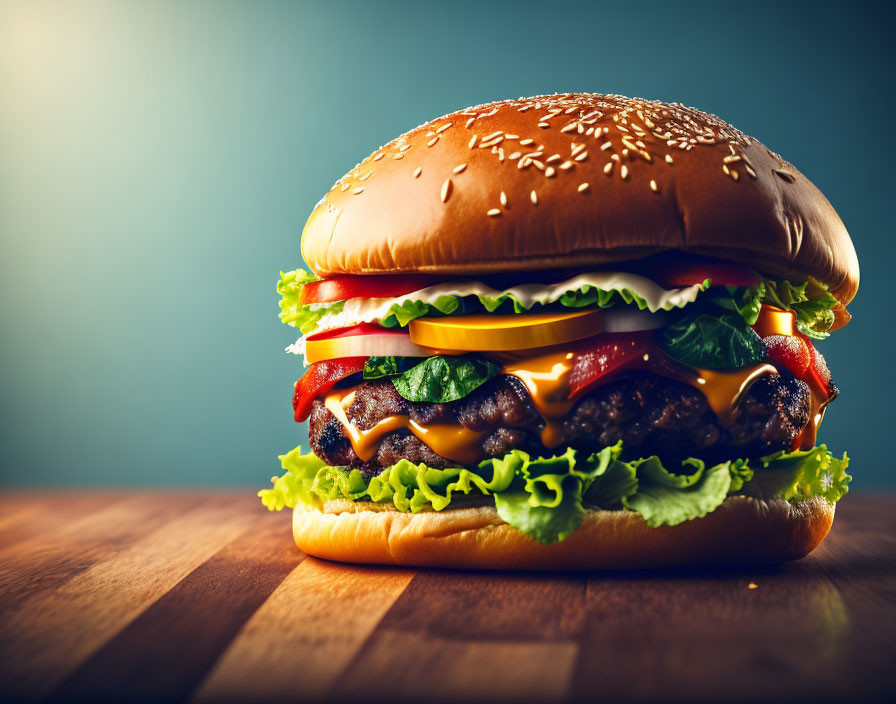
[260,93,857,570]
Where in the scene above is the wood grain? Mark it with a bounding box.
[0,492,893,703]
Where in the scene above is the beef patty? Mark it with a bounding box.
[309,371,818,478]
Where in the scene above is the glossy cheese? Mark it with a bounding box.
[324,390,486,465]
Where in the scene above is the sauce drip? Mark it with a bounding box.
[678,364,779,425]
[501,351,576,448]
[790,379,831,450]
[324,389,487,465]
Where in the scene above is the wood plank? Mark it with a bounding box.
[192,557,416,703]
[0,492,130,550]
[568,495,896,702]
[0,493,198,612]
[46,509,301,703]
[0,495,258,702]
[330,570,586,702]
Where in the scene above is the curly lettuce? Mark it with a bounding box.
[709,276,839,339]
[278,269,841,340]
[260,443,850,545]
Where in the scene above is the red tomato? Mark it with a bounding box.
[568,332,655,398]
[805,341,834,396]
[293,357,366,422]
[762,335,810,377]
[636,254,761,288]
[305,322,400,341]
[299,274,447,305]
[761,333,835,400]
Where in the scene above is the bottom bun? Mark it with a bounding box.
[292,496,835,570]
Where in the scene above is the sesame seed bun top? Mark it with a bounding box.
[300,93,859,305]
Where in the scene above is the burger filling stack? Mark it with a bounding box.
[260,94,857,570]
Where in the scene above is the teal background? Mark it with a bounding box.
[0,0,891,487]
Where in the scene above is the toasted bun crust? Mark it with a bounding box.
[292,496,834,570]
[301,93,858,305]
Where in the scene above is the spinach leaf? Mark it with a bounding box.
[660,312,764,369]
[391,356,500,403]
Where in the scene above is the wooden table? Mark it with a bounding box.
[0,492,893,703]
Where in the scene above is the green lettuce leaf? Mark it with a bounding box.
[276,270,346,334]
[260,443,849,545]
[762,278,839,339]
[621,457,749,527]
[744,445,851,503]
[391,356,501,403]
[660,312,765,369]
[278,269,842,342]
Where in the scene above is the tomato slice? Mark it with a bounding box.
[293,357,366,422]
[762,335,810,377]
[305,322,400,341]
[567,332,655,398]
[299,274,447,305]
[634,254,761,288]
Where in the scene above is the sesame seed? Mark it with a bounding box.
[723,155,742,163]
[482,131,503,142]
[413,167,422,178]
[603,162,613,174]
[531,160,545,171]
[560,123,578,133]
[468,135,478,148]
[393,153,404,160]
[352,187,365,195]
[500,191,508,207]
[650,179,658,192]
[570,143,586,157]
[600,141,613,151]
[586,127,595,135]
[574,151,588,162]
[505,134,519,140]
[730,169,740,181]
[620,165,629,179]
[487,208,501,217]
[578,182,589,193]
[373,153,384,161]
[465,117,475,129]
[427,137,439,147]
[538,122,550,128]
[400,144,411,152]
[436,123,452,133]
[545,166,556,177]
[559,161,574,170]
[453,163,467,174]
[610,153,620,162]
[746,165,757,179]
[665,154,674,164]
[519,138,535,146]
[508,151,521,160]
[441,179,452,202]
[340,183,350,191]
[546,154,562,164]
[530,190,538,205]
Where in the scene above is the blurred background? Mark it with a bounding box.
[0,0,892,488]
